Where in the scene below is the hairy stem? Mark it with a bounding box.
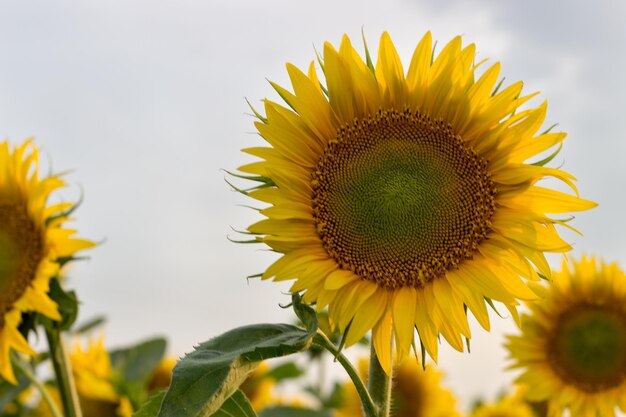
[312,331,377,417]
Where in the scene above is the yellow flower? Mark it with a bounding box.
[336,359,460,417]
[147,356,177,391]
[506,256,626,417]
[70,337,132,417]
[239,31,595,372]
[30,338,137,417]
[71,337,119,403]
[0,140,94,383]
[470,391,538,417]
[240,362,277,411]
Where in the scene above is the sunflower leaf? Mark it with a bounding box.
[157,304,317,417]
[132,391,167,417]
[212,390,257,417]
[110,337,167,383]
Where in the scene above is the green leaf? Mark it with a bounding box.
[110,337,167,383]
[259,407,332,417]
[212,391,257,417]
[157,315,317,417]
[263,362,303,381]
[0,373,30,411]
[133,391,167,417]
[72,315,107,334]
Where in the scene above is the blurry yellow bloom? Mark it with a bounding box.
[471,392,537,417]
[147,356,177,391]
[336,359,460,417]
[0,140,94,383]
[507,256,626,417]
[240,362,276,411]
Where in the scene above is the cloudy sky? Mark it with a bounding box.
[1,0,624,410]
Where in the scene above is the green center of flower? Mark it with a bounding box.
[311,109,496,289]
[549,304,626,392]
[0,202,44,326]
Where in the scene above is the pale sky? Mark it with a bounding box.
[0,0,623,411]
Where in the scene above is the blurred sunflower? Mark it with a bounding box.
[336,359,459,417]
[29,338,132,417]
[239,31,595,372]
[470,391,538,417]
[70,337,133,417]
[240,362,277,411]
[0,140,94,383]
[506,256,626,417]
[147,356,177,391]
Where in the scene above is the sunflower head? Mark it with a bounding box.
[237,31,596,373]
[70,337,133,417]
[506,256,626,417]
[0,140,94,383]
[470,391,538,417]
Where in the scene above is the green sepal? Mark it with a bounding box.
[530,142,563,167]
[223,170,275,188]
[540,123,558,135]
[484,297,505,319]
[45,189,84,226]
[360,29,376,75]
[157,297,317,417]
[259,407,333,417]
[41,278,79,331]
[491,77,505,96]
[227,236,261,244]
[245,98,268,123]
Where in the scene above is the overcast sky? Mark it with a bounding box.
[1,0,624,411]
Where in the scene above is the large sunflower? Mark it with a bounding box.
[239,32,595,372]
[506,256,626,417]
[0,140,93,383]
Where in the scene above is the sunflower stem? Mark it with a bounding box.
[368,342,392,417]
[46,328,83,417]
[312,331,377,417]
[11,354,63,417]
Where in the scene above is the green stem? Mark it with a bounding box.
[46,328,83,417]
[312,331,377,417]
[368,342,392,417]
[12,355,63,417]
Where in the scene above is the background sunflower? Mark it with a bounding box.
[506,256,626,417]
[0,140,93,383]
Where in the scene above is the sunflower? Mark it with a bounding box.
[239,361,278,411]
[70,337,133,417]
[0,140,94,383]
[470,389,539,417]
[506,256,626,417]
[147,356,177,391]
[238,31,596,372]
[336,359,460,417]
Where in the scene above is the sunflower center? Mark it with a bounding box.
[311,109,496,289]
[0,202,44,326]
[548,304,626,392]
